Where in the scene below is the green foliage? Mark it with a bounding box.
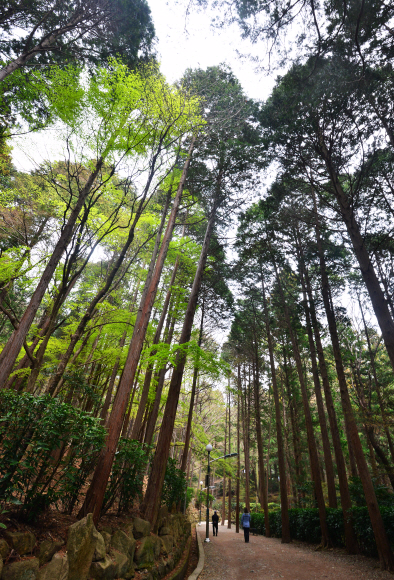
[161,458,188,509]
[251,506,394,556]
[0,391,105,520]
[348,477,394,508]
[102,439,153,515]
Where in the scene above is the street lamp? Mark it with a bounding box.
[205,444,213,543]
[204,446,238,543]
[199,481,203,525]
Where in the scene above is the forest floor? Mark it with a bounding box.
[197,524,393,580]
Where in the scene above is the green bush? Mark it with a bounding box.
[102,439,153,515]
[0,391,106,520]
[162,458,188,509]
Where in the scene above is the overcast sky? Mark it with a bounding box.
[147,0,276,101]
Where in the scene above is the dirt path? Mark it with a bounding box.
[197,524,393,580]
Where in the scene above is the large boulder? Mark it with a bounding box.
[100,532,111,554]
[2,558,39,580]
[111,530,136,560]
[38,539,64,566]
[0,539,10,559]
[159,535,173,555]
[67,513,100,580]
[93,533,106,562]
[0,557,3,578]
[134,536,160,570]
[158,527,170,537]
[4,532,36,555]
[120,523,134,539]
[132,518,150,539]
[89,555,117,580]
[111,550,128,577]
[38,553,68,580]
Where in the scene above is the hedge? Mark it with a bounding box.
[250,507,394,556]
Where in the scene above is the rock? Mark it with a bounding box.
[159,535,173,554]
[158,527,170,537]
[2,558,39,580]
[100,527,113,536]
[111,530,136,560]
[112,550,128,577]
[89,554,117,580]
[38,552,68,580]
[133,536,160,569]
[101,532,111,553]
[93,533,106,562]
[0,557,3,578]
[120,523,134,539]
[67,513,100,580]
[132,518,150,539]
[4,532,36,555]
[38,539,64,566]
[0,539,10,559]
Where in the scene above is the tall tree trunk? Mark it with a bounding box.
[228,387,232,529]
[130,254,179,440]
[297,249,337,508]
[142,200,219,528]
[275,263,330,547]
[252,340,270,537]
[236,366,241,534]
[78,138,196,524]
[313,194,394,569]
[180,297,205,472]
[241,370,251,511]
[318,134,394,373]
[222,404,227,526]
[304,267,358,553]
[262,279,290,543]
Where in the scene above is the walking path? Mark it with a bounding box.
[197,524,393,580]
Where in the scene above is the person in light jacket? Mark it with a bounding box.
[241,507,251,543]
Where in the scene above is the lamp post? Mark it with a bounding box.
[199,480,203,525]
[205,444,213,542]
[204,446,238,543]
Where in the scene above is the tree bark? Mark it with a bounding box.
[141,199,218,528]
[275,263,330,547]
[304,266,358,553]
[78,137,196,524]
[313,194,394,569]
[262,279,290,542]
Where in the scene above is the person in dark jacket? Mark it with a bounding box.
[241,507,251,542]
[212,511,219,536]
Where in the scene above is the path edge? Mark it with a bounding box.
[187,527,205,580]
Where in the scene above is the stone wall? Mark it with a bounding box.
[0,509,191,580]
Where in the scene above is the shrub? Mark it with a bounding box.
[251,506,394,557]
[0,391,106,520]
[102,439,153,515]
[162,458,188,509]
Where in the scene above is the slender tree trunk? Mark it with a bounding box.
[304,268,358,553]
[78,138,196,524]
[252,341,270,537]
[141,195,219,528]
[358,296,394,464]
[318,135,394,373]
[228,387,232,529]
[262,279,290,542]
[130,254,179,440]
[241,370,251,511]
[297,252,337,508]
[275,263,330,547]
[236,366,241,534]
[222,404,227,526]
[313,194,394,569]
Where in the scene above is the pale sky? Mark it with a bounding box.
[147,0,276,101]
